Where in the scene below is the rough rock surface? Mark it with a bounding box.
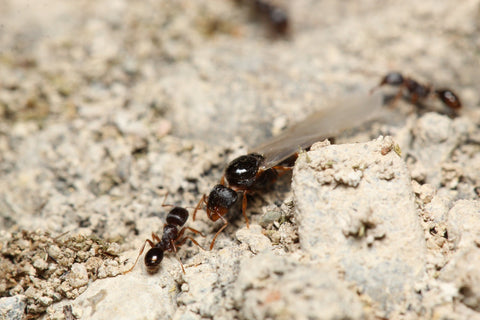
[0,296,26,320]
[233,252,366,320]
[293,137,426,316]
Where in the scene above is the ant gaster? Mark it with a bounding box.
[124,193,204,274]
[435,88,462,110]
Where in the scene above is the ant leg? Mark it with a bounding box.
[166,240,186,273]
[161,191,174,208]
[176,227,187,241]
[272,165,293,178]
[184,236,205,250]
[175,226,206,250]
[193,194,207,221]
[175,227,206,248]
[168,226,204,253]
[174,256,186,274]
[175,235,206,251]
[383,87,405,109]
[410,93,419,106]
[369,84,383,95]
[170,239,178,253]
[152,232,161,243]
[369,78,388,95]
[241,192,250,228]
[123,239,155,274]
[181,226,206,238]
[210,215,229,250]
[160,192,197,210]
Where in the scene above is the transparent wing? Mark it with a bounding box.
[250,91,384,170]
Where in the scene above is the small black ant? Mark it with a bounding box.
[124,193,204,274]
[435,88,462,110]
[370,71,462,113]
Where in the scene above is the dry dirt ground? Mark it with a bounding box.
[0,1,480,319]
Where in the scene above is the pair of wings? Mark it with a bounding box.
[249,91,384,170]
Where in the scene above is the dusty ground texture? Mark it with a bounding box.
[0,0,480,319]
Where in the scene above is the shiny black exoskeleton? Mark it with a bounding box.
[224,153,277,190]
[125,199,203,274]
[193,184,238,250]
[224,153,264,188]
[194,153,288,250]
[143,208,188,274]
[205,184,239,221]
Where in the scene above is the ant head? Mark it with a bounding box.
[381,72,404,86]
[206,184,238,220]
[166,207,189,227]
[144,247,164,274]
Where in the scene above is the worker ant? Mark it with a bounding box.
[194,92,384,249]
[124,193,204,274]
[370,71,462,113]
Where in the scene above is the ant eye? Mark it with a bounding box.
[144,248,164,274]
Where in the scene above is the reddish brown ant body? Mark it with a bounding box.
[435,88,462,110]
[194,92,384,249]
[125,194,204,274]
[371,71,462,113]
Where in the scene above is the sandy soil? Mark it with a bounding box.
[0,0,480,319]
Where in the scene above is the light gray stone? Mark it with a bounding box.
[0,296,26,320]
[234,252,365,320]
[293,137,427,314]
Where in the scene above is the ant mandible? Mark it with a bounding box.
[370,71,462,112]
[124,193,205,274]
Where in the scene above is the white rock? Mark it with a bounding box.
[293,137,426,315]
